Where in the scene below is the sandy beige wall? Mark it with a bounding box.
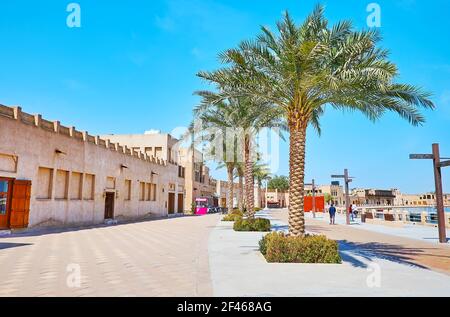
[0,109,184,228]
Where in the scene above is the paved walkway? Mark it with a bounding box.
[272,209,450,275]
[0,214,220,297]
[2,209,449,297]
[305,211,450,245]
[208,209,450,296]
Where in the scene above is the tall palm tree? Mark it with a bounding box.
[253,162,272,208]
[195,95,285,217]
[216,162,236,213]
[234,162,245,211]
[253,162,271,189]
[197,5,434,236]
[190,106,239,213]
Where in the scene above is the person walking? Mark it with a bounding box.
[349,205,354,222]
[352,204,358,220]
[329,203,336,225]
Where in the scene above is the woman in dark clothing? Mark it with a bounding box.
[329,203,336,225]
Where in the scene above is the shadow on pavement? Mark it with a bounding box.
[338,240,433,270]
[1,213,211,239]
[0,242,33,250]
[271,224,289,232]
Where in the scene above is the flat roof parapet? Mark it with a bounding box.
[0,104,15,118]
[0,104,165,167]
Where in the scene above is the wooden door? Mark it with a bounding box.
[168,193,175,214]
[104,192,115,219]
[177,193,184,213]
[9,180,32,229]
[0,178,12,229]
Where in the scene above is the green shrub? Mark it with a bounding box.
[254,207,263,212]
[259,232,341,264]
[253,218,271,231]
[259,233,269,255]
[230,209,244,216]
[222,214,243,222]
[222,209,244,222]
[233,218,271,232]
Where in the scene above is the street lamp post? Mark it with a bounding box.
[331,169,354,225]
[305,179,316,218]
[410,143,449,243]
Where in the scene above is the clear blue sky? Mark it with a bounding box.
[0,0,449,193]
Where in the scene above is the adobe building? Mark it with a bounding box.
[394,191,450,206]
[0,105,184,230]
[178,147,217,210]
[305,182,345,206]
[265,189,289,208]
[100,131,181,164]
[215,180,239,208]
[254,185,266,209]
[103,133,217,212]
[101,131,186,213]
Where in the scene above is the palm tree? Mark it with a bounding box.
[253,162,271,188]
[191,105,239,213]
[267,175,289,192]
[216,162,236,213]
[324,193,333,205]
[234,162,245,211]
[253,162,272,208]
[197,5,434,236]
[195,95,285,217]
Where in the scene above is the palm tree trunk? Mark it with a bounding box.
[244,134,255,216]
[256,181,262,208]
[238,174,244,211]
[227,164,234,213]
[288,123,307,237]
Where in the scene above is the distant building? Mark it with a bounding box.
[254,184,266,209]
[102,132,186,213]
[104,133,218,212]
[305,182,345,206]
[394,191,450,206]
[215,180,240,208]
[350,188,396,206]
[178,147,217,210]
[101,131,180,164]
[265,189,289,208]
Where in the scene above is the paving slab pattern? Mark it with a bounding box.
[304,211,450,245]
[208,210,450,297]
[273,209,450,275]
[0,215,220,297]
[2,209,449,297]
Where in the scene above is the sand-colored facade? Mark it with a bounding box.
[394,191,450,206]
[177,147,217,210]
[102,135,217,212]
[215,180,239,208]
[265,189,289,208]
[0,105,184,230]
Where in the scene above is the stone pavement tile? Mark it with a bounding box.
[0,214,220,297]
[305,212,450,245]
[208,215,450,297]
[272,209,450,275]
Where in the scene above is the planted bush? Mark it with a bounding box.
[222,214,243,222]
[222,209,244,222]
[233,218,271,232]
[230,209,244,216]
[259,232,341,264]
